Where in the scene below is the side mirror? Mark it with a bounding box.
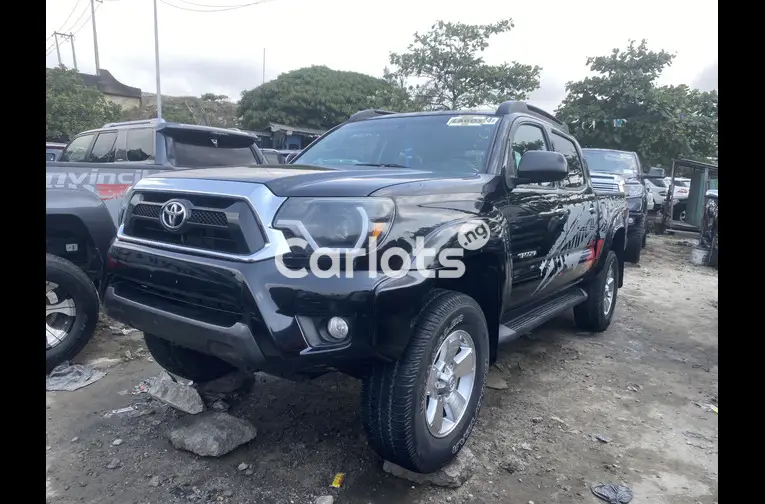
[514,150,568,184]
[705,189,718,200]
[285,152,299,164]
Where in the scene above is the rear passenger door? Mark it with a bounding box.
[544,131,599,293]
[501,121,566,309]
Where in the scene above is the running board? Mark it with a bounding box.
[499,288,588,341]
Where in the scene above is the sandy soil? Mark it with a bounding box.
[45,235,718,504]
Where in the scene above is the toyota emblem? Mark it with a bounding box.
[160,200,189,231]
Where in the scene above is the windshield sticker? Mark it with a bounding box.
[447,116,499,127]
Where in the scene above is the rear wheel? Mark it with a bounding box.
[361,290,489,473]
[144,333,234,382]
[46,254,100,373]
[641,230,647,248]
[625,232,642,263]
[574,250,619,333]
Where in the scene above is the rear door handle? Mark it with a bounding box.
[589,206,596,214]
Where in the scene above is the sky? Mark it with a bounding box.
[46,0,718,113]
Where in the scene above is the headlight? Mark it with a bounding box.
[273,197,395,252]
[626,184,643,198]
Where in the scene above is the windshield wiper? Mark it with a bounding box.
[353,163,409,168]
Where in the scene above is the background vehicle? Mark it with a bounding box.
[46,142,67,161]
[261,148,301,164]
[103,102,627,473]
[582,148,648,262]
[46,119,266,372]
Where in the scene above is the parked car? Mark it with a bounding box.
[582,148,648,262]
[46,119,267,372]
[645,177,669,213]
[665,177,691,221]
[102,102,628,473]
[46,142,67,161]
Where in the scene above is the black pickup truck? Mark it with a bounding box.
[46,119,266,371]
[103,102,628,473]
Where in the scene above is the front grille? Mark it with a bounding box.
[592,181,620,193]
[122,191,266,255]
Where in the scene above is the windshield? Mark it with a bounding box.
[647,178,666,188]
[675,180,689,187]
[295,114,501,173]
[583,150,639,177]
[165,130,259,167]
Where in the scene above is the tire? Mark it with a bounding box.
[361,290,490,473]
[144,333,234,382]
[46,254,100,373]
[708,235,718,269]
[624,232,642,263]
[641,230,647,248]
[574,250,619,332]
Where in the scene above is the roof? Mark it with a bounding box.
[79,69,141,99]
[79,118,256,140]
[268,122,325,136]
[673,158,719,171]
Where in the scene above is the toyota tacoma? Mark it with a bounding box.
[103,102,628,473]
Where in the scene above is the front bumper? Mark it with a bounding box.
[103,239,434,377]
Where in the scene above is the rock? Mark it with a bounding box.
[106,458,121,469]
[237,462,249,471]
[211,399,230,412]
[315,496,334,504]
[485,370,509,390]
[112,438,124,446]
[149,476,161,487]
[500,454,527,474]
[149,371,205,415]
[70,437,79,443]
[595,434,612,443]
[169,412,257,457]
[244,469,253,476]
[519,443,533,451]
[531,417,543,423]
[550,416,569,429]
[383,447,476,488]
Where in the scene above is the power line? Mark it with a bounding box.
[174,0,267,7]
[158,0,277,13]
[56,0,84,33]
[71,2,100,37]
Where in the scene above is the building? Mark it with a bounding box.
[79,69,142,110]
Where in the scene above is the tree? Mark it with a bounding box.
[46,66,123,142]
[384,19,542,111]
[121,94,239,128]
[556,40,718,167]
[238,66,406,131]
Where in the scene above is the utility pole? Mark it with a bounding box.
[69,33,78,70]
[54,32,77,70]
[262,48,266,86]
[54,33,62,66]
[91,0,102,74]
[153,0,163,119]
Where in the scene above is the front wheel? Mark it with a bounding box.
[574,250,619,332]
[624,232,642,263]
[46,254,100,373]
[361,290,489,473]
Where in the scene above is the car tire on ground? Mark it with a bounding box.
[574,250,619,333]
[624,232,642,263]
[641,230,647,248]
[361,289,489,474]
[46,253,100,374]
[144,333,234,382]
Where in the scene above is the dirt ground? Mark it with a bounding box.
[45,235,718,504]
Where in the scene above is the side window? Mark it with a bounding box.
[126,128,155,162]
[59,134,95,162]
[88,132,118,163]
[551,133,584,189]
[510,123,552,187]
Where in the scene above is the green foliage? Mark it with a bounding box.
[45,66,123,142]
[556,40,718,167]
[121,94,240,128]
[385,19,542,110]
[238,66,406,131]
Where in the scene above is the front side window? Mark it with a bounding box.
[88,132,118,163]
[510,123,552,187]
[551,133,584,189]
[296,114,501,174]
[59,134,95,162]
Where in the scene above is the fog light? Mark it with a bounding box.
[327,317,349,341]
[628,217,635,225]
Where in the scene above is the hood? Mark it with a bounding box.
[148,164,477,197]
